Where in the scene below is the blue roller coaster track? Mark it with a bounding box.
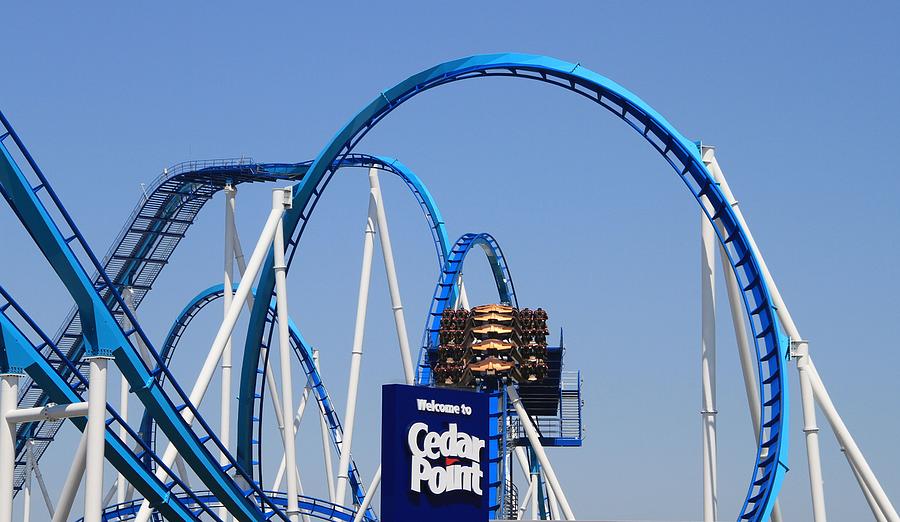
[236,53,789,522]
[0,52,791,522]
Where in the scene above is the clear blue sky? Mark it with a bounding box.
[1,2,898,521]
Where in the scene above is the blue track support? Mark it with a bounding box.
[239,53,789,521]
[0,146,444,496]
[0,289,203,521]
[91,491,361,522]
[416,232,517,385]
[138,284,375,521]
[0,117,287,520]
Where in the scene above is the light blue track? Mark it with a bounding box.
[415,232,518,385]
[0,115,289,520]
[0,287,207,520]
[0,102,454,519]
[238,53,790,521]
[418,232,519,516]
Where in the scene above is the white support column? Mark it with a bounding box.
[351,467,381,522]
[335,196,377,506]
[545,469,562,520]
[530,473,539,520]
[719,245,783,522]
[273,188,300,522]
[52,431,87,522]
[367,168,415,384]
[229,209,290,469]
[700,212,718,522]
[797,341,828,521]
[118,288,138,505]
[273,386,310,491]
[220,183,236,522]
[807,360,899,521]
[23,440,32,522]
[1,374,20,522]
[507,386,575,520]
[83,356,110,522]
[843,447,889,522]
[29,450,54,518]
[703,148,827,520]
[116,368,128,505]
[136,186,288,522]
[518,477,536,520]
[314,349,336,503]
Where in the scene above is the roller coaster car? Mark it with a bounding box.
[433,361,467,385]
[469,356,515,376]
[520,341,548,360]
[522,359,548,382]
[439,328,465,345]
[472,304,514,314]
[473,312,514,324]
[471,324,514,340]
[434,304,553,388]
[471,339,515,353]
[437,342,468,363]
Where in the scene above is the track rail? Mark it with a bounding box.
[416,232,518,385]
[0,113,292,520]
[238,53,790,522]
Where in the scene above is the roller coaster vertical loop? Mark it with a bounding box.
[237,53,790,522]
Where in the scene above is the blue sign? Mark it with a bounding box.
[381,384,490,522]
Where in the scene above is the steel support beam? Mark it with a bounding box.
[83,356,110,522]
[0,374,19,522]
[314,349,336,503]
[351,467,381,522]
[507,386,575,520]
[335,195,377,506]
[700,211,718,522]
[135,185,287,522]
[274,188,300,521]
[220,184,236,522]
[368,167,415,384]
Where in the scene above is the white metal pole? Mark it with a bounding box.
[546,469,562,520]
[351,467,381,522]
[52,431,87,522]
[23,440,33,522]
[700,212,718,522]
[459,278,470,309]
[273,386,310,491]
[530,473,539,520]
[367,168,415,384]
[83,356,110,522]
[116,370,128,505]
[843,447,889,522]
[335,196,377,505]
[518,477,536,520]
[719,246,761,437]
[718,245,783,522]
[2,375,21,522]
[704,148,827,520]
[807,360,899,521]
[230,213,290,463]
[117,290,135,506]
[220,184,236,522]
[274,188,301,522]
[507,386,575,520]
[796,341,828,521]
[136,187,288,522]
[314,349,337,503]
[174,455,191,488]
[29,454,54,518]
